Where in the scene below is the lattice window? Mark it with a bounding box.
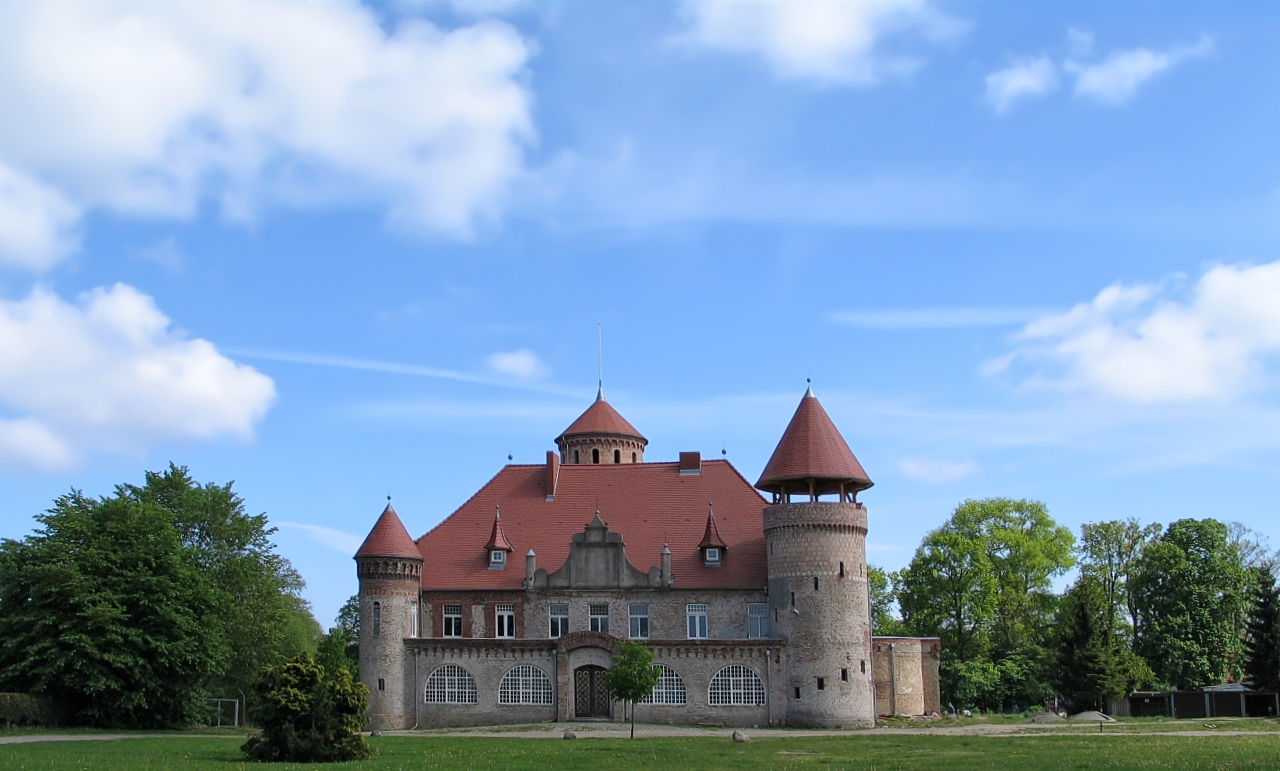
[499,664,554,705]
[747,603,768,638]
[708,665,765,706]
[424,664,477,704]
[640,664,687,705]
[549,604,569,638]
[687,604,708,639]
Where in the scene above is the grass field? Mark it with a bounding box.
[3,732,1280,770]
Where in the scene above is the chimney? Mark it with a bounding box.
[545,451,560,501]
[526,548,536,583]
[661,543,672,586]
[679,451,702,476]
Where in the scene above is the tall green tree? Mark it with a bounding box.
[1054,574,1152,711]
[1245,567,1280,691]
[119,464,320,701]
[604,642,660,738]
[0,493,220,727]
[897,530,996,665]
[868,566,905,636]
[1078,519,1161,641]
[317,596,361,679]
[1131,518,1248,689]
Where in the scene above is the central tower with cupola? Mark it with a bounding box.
[758,386,875,728]
[555,387,647,465]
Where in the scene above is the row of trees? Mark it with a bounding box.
[0,465,330,727]
[872,498,1280,712]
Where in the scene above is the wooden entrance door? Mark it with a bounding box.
[574,665,610,718]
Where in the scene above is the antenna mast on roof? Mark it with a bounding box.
[597,323,604,401]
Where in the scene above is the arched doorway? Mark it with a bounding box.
[574,665,610,718]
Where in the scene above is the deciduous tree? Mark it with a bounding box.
[604,641,660,738]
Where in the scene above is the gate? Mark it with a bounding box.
[574,665,610,718]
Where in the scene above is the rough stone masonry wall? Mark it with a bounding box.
[359,558,421,731]
[765,502,874,728]
[558,435,646,465]
[414,641,558,728]
[633,642,787,727]
[871,637,943,716]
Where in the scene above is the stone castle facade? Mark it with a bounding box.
[356,386,940,729]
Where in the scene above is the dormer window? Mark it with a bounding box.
[704,547,721,566]
[490,550,506,568]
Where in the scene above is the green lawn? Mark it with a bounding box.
[3,733,1280,770]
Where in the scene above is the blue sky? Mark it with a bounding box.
[2,0,1280,627]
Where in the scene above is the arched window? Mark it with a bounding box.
[708,665,766,706]
[372,602,381,637]
[592,448,600,464]
[498,665,553,705]
[632,452,637,463]
[640,664,687,705]
[424,664,477,704]
[574,450,580,463]
[614,449,621,464]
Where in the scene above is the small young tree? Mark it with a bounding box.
[242,651,373,763]
[604,642,660,738]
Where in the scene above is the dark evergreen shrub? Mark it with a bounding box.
[242,652,373,763]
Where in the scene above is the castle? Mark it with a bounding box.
[356,386,940,729]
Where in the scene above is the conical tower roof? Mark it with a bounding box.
[556,387,647,444]
[355,502,422,560]
[756,386,872,496]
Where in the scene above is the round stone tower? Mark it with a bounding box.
[555,386,647,465]
[757,386,875,728]
[355,501,422,730]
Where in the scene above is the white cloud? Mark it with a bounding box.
[985,57,1058,114]
[0,283,276,470]
[1069,36,1212,105]
[486,348,551,378]
[830,307,1044,329]
[898,458,979,483]
[992,260,1280,403]
[0,164,80,270]
[277,522,364,555]
[0,0,534,269]
[675,0,967,87]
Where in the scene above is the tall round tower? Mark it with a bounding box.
[757,386,875,728]
[354,501,422,731]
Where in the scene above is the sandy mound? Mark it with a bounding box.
[1069,710,1115,722]
[1029,712,1066,723]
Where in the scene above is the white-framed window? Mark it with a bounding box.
[411,602,420,637]
[687,604,708,639]
[747,603,768,638]
[704,547,720,565]
[424,664,477,704]
[640,664,687,705]
[629,604,649,639]
[549,604,569,638]
[490,550,506,568]
[590,604,610,634]
[496,603,515,638]
[372,601,381,637]
[708,665,766,706]
[498,665,554,705]
[443,604,463,637]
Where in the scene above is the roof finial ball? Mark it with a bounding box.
[757,383,875,728]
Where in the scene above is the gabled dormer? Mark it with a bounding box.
[485,505,514,569]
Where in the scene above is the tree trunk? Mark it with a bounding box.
[629,700,635,738]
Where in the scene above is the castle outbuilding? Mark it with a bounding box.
[356,387,939,729]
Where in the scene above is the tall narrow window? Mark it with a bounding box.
[496,603,515,638]
[747,603,768,638]
[814,576,819,591]
[629,605,650,639]
[817,677,825,691]
[592,448,600,464]
[372,602,381,637]
[841,668,849,682]
[687,604,708,639]
[590,604,610,634]
[614,449,621,463]
[632,452,637,463]
[411,603,420,637]
[443,604,463,637]
[549,604,569,638]
[574,450,580,463]
[840,561,845,578]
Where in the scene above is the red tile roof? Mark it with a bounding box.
[356,503,422,560]
[414,460,768,589]
[756,388,873,494]
[556,392,647,442]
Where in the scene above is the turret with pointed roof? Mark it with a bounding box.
[555,387,648,465]
[756,385,872,501]
[356,502,423,560]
